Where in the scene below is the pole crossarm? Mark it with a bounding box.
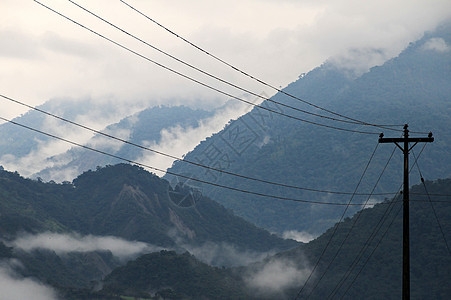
[378,124,433,300]
[378,137,434,143]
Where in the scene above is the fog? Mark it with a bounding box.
[181,241,275,267]
[10,232,162,259]
[2,0,450,121]
[0,259,58,300]
[138,95,262,176]
[282,230,316,243]
[245,257,311,297]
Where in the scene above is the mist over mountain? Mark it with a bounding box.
[167,23,451,235]
[35,105,214,182]
[0,22,450,299]
[0,100,211,180]
[40,178,449,299]
[0,163,297,290]
[0,93,262,183]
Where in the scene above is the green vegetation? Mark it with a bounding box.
[0,163,297,290]
[279,178,451,299]
[168,23,451,234]
[102,250,254,299]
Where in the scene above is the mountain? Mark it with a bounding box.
[92,178,451,299]
[0,163,297,289]
[167,23,451,235]
[0,167,448,299]
[35,105,214,182]
[273,178,451,299]
[0,100,213,182]
[0,97,147,166]
[101,250,253,300]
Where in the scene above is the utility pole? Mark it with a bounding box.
[378,124,433,300]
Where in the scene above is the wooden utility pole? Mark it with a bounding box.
[378,124,433,300]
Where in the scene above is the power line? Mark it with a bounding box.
[327,188,401,298]
[306,145,397,299]
[66,0,371,127]
[294,142,380,299]
[33,0,381,135]
[119,0,422,134]
[411,149,450,254]
[0,115,388,207]
[340,202,403,299]
[331,144,433,298]
[0,93,397,197]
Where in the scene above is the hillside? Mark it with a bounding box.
[0,164,297,289]
[0,102,213,182]
[101,250,253,300]
[278,178,451,299]
[167,23,451,235]
[72,178,451,300]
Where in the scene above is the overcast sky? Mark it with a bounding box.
[2,0,451,121]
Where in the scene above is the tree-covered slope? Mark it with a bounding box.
[102,250,254,300]
[0,102,213,182]
[0,164,297,253]
[0,163,298,291]
[167,23,451,235]
[273,179,451,299]
[85,179,450,300]
[34,105,213,182]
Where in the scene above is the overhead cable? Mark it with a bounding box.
[119,0,430,135]
[306,145,397,298]
[332,143,436,298]
[294,142,380,299]
[66,0,369,127]
[0,115,388,207]
[340,203,403,298]
[34,0,381,135]
[412,149,450,254]
[0,93,397,197]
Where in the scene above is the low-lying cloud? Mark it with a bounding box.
[182,241,274,267]
[10,232,162,259]
[282,230,316,243]
[245,257,311,297]
[421,37,450,52]
[138,94,264,176]
[0,259,58,300]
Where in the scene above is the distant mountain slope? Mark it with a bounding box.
[101,250,254,300]
[0,101,213,182]
[276,178,451,299]
[36,105,214,182]
[167,23,451,235]
[82,178,450,300]
[0,163,297,256]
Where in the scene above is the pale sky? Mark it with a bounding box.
[2,0,451,120]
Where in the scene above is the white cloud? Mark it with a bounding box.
[0,97,148,178]
[421,37,450,52]
[0,260,58,300]
[245,257,311,297]
[282,230,316,243]
[2,0,450,121]
[137,94,263,176]
[181,241,274,267]
[9,232,162,259]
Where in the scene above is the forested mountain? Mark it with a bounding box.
[273,178,451,299]
[167,23,451,235]
[0,101,213,182]
[61,178,450,299]
[101,250,254,300]
[0,164,297,290]
[0,164,448,299]
[35,105,214,182]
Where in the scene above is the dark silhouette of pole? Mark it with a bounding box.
[379,124,433,300]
